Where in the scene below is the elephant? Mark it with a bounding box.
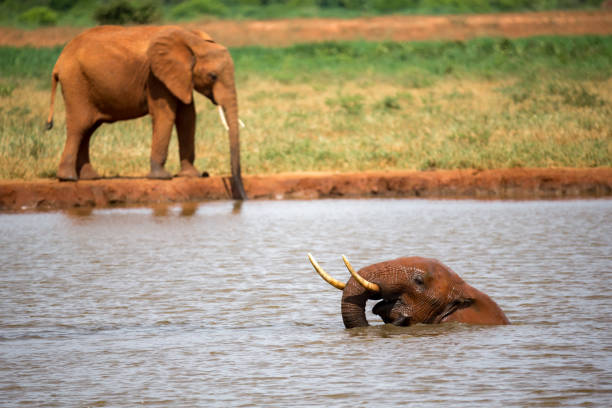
[308,254,509,329]
[46,25,246,200]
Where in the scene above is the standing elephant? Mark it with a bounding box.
[308,254,509,328]
[46,25,246,199]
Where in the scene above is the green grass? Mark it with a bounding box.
[231,36,612,80]
[0,35,610,179]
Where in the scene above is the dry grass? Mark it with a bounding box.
[235,75,611,174]
[1,36,610,179]
[1,75,610,180]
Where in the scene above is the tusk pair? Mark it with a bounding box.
[218,106,245,130]
[308,253,381,293]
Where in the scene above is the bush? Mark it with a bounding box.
[370,0,417,13]
[418,0,492,13]
[170,0,228,19]
[49,0,76,12]
[94,0,160,25]
[132,2,162,23]
[18,6,58,27]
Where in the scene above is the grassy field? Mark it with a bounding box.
[0,35,610,180]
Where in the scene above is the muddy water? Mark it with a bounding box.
[1,199,611,407]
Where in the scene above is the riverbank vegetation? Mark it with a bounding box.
[0,0,606,27]
[0,35,610,179]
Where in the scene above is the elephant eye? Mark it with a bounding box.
[208,72,218,81]
[414,275,425,286]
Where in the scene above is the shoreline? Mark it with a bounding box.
[1,168,610,211]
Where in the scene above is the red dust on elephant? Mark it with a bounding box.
[309,254,509,328]
[46,25,246,199]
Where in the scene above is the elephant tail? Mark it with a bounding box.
[46,70,59,130]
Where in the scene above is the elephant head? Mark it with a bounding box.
[147,28,246,199]
[308,254,509,329]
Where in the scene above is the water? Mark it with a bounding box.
[1,199,611,407]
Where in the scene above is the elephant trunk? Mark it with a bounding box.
[217,67,247,200]
[307,254,380,328]
[341,285,371,328]
[341,270,383,328]
[224,103,247,200]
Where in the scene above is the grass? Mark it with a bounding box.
[0,35,610,180]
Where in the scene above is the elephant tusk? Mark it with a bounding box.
[308,253,346,290]
[218,106,246,129]
[218,106,229,130]
[342,255,381,293]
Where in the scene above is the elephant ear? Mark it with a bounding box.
[190,29,215,43]
[148,29,195,105]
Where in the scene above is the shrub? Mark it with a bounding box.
[94,0,160,25]
[370,0,416,13]
[132,2,162,24]
[18,6,58,27]
[170,0,228,19]
[49,0,75,12]
[418,0,492,13]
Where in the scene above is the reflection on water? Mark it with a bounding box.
[1,199,611,407]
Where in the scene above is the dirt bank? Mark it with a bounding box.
[1,10,611,48]
[1,168,610,211]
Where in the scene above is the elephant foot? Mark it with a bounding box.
[58,175,77,182]
[57,166,77,182]
[147,168,172,180]
[176,162,201,178]
[147,159,172,180]
[79,163,100,180]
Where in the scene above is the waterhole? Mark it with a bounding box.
[1,199,611,406]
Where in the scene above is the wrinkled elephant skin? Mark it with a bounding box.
[309,254,509,329]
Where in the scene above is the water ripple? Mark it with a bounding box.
[1,199,611,407]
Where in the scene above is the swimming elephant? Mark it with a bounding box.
[308,254,509,328]
[47,25,246,199]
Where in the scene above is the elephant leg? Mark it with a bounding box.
[175,101,200,177]
[58,113,98,181]
[148,114,174,180]
[76,122,101,180]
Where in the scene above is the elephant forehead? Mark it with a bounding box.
[360,261,427,284]
[397,257,461,278]
[377,258,464,289]
[393,258,433,277]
